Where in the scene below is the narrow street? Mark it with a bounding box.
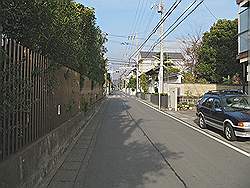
[55,92,250,188]
[1,1,250,188]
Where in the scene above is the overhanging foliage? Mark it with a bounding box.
[1,0,107,84]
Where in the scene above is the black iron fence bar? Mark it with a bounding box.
[11,39,16,154]
[7,38,11,157]
[16,42,20,151]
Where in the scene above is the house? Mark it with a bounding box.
[143,65,182,93]
[137,51,184,93]
[236,0,250,93]
[138,51,184,76]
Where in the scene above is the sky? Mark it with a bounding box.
[76,0,238,77]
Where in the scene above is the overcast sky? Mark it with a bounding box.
[76,0,238,77]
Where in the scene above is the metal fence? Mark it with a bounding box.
[0,34,80,161]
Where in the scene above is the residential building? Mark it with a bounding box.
[138,51,184,93]
[237,0,250,93]
[138,51,184,76]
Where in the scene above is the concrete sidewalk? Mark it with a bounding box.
[44,116,100,188]
[38,99,106,188]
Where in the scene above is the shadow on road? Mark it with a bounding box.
[83,97,184,188]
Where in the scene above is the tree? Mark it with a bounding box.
[127,77,136,91]
[0,0,107,84]
[140,73,149,93]
[196,19,241,83]
[179,30,202,75]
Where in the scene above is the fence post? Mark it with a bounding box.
[0,24,2,161]
[0,24,2,50]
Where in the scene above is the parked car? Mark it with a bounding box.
[196,90,250,141]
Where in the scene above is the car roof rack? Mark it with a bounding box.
[206,89,245,95]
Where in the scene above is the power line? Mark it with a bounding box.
[125,0,142,60]
[143,9,157,36]
[137,0,150,37]
[158,1,204,47]
[108,40,180,49]
[203,2,218,21]
[129,0,182,60]
[145,0,204,58]
[107,34,179,43]
[129,0,142,39]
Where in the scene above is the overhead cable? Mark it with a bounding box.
[129,0,182,60]
[144,0,204,58]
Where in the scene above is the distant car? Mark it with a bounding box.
[196,90,250,141]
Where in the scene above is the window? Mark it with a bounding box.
[213,98,221,109]
[239,6,250,53]
[202,98,214,109]
[199,96,209,105]
[239,31,249,53]
[239,8,249,33]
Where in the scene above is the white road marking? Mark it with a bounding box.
[136,99,250,158]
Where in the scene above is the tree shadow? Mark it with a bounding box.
[83,97,185,188]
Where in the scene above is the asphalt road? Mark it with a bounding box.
[82,92,250,188]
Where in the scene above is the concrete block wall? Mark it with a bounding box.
[163,83,243,97]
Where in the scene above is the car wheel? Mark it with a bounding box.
[199,115,206,129]
[224,124,236,141]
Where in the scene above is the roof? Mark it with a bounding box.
[143,65,181,77]
[139,51,184,60]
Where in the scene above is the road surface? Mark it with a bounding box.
[80,92,250,188]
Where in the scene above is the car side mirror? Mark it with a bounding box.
[214,108,223,112]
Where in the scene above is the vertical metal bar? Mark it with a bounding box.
[20,46,24,148]
[22,47,26,146]
[31,51,35,141]
[0,26,3,161]
[19,45,23,148]
[26,48,31,144]
[7,38,12,156]
[38,54,41,137]
[11,40,16,153]
[46,58,49,134]
[41,55,45,136]
[3,38,8,160]
[44,58,47,134]
[16,43,20,151]
[38,54,41,138]
[23,48,30,145]
[28,49,32,143]
[34,52,38,140]
[37,53,40,138]
[36,52,39,139]
[29,50,32,142]
[39,55,43,137]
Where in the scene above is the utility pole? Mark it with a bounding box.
[158,0,164,109]
[136,58,139,94]
[134,33,140,95]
